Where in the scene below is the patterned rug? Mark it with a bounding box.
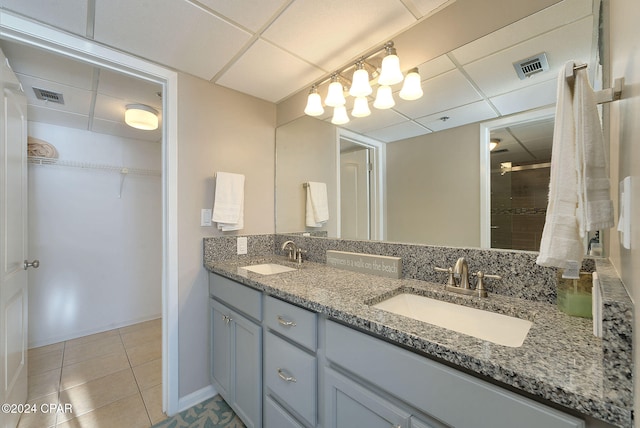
[151,395,245,428]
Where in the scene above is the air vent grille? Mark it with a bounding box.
[513,53,549,80]
[33,88,65,104]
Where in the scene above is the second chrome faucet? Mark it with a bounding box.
[435,257,501,298]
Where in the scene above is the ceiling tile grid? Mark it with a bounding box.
[194,0,291,32]
[93,0,252,81]
[365,120,431,143]
[0,0,89,36]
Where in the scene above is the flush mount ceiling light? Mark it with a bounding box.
[490,138,501,151]
[125,104,159,130]
[303,41,423,123]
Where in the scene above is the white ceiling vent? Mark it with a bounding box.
[513,53,549,80]
[33,87,65,104]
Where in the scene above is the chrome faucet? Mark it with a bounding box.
[281,240,298,261]
[453,257,470,290]
[281,240,305,264]
[434,257,502,298]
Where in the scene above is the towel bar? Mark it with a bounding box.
[566,63,623,104]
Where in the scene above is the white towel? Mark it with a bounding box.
[305,182,329,227]
[573,68,614,233]
[537,62,614,269]
[212,172,245,231]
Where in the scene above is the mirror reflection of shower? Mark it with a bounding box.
[489,118,553,251]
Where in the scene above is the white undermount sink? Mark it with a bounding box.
[241,263,296,275]
[373,293,532,348]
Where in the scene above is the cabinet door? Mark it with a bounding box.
[233,309,262,428]
[324,367,409,428]
[210,299,232,398]
[210,299,262,428]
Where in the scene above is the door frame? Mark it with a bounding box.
[0,11,180,415]
[336,129,386,241]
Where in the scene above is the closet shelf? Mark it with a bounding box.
[27,156,161,177]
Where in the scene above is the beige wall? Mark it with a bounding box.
[176,73,276,396]
[275,116,338,237]
[386,123,481,247]
[607,0,640,417]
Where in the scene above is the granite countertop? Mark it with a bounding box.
[204,256,631,427]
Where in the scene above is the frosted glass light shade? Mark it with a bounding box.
[352,96,371,117]
[373,85,395,109]
[304,92,324,116]
[125,104,159,130]
[331,105,350,125]
[378,54,403,86]
[349,68,372,97]
[399,68,423,100]
[325,81,346,107]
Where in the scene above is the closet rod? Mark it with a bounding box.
[27,156,161,177]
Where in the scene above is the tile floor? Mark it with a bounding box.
[18,318,165,428]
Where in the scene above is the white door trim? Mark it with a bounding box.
[0,11,180,416]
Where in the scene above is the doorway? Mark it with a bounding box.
[0,11,179,416]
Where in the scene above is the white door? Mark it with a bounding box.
[340,148,370,240]
[0,65,29,427]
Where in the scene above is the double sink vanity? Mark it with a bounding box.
[203,235,633,428]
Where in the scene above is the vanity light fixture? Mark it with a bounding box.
[303,40,423,122]
[490,138,501,151]
[378,42,404,86]
[352,96,371,117]
[125,104,159,130]
[331,105,350,125]
[304,85,324,116]
[325,74,346,107]
[399,68,423,100]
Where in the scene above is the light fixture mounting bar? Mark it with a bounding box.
[309,41,396,89]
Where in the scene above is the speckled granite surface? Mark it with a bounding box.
[203,235,633,427]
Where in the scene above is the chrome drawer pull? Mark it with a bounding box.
[277,368,297,383]
[277,315,297,327]
[222,315,232,325]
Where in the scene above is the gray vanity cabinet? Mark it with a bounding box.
[209,274,263,428]
[263,295,318,428]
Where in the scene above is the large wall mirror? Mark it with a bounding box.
[275,0,604,252]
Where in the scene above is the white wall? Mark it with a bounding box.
[275,116,338,237]
[385,123,481,247]
[27,122,162,347]
[176,74,276,397]
[607,0,640,417]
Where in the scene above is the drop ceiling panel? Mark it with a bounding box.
[27,105,90,130]
[334,107,407,134]
[0,0,89,36]
[412,0,455,17]
[196,0,290,31]
[364,120,431,143]
[460,16,594,98]
[490,78,557,116]
[97,69,163,110]
[451,0,592,65]
[1,42,95,90]
[262,0,416,71]
[393,69,482,118]
[415,101,498,132]
[416,54,456,80]
[17,74,93,115]
[217,39,324,103]
[94,0,252,80]
[92,118,161,142]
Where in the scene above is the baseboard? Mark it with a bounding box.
[177,384,218,413]
[28,314,162,349]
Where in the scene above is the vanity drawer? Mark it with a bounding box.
[264,331,317,426]
[209,273,262,321]
[264,395,305,428]
[264,295,317,351]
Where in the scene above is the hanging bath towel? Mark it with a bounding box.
[537,61,614,270]
[212,172,245,231]
[305,182,329,227]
